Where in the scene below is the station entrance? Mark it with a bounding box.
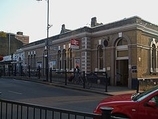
[116,60,128,86]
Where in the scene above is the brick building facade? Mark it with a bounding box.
[0,31,29,56]
[22,16,158,89]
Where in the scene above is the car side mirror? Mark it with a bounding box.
[146,101,157,108]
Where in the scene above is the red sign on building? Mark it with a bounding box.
[70,39,79,49]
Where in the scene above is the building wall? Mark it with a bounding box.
[20,16,158,89]
[15,35,29,45]
[0,34,23,56]
[0,32,29,56]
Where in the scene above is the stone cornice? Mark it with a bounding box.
[21,16,158,50]
[22,43,45,51]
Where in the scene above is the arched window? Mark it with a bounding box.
[117,38,127,46]
[150,38,158,73]
[151,44,156,72]
[116,37,128,59]
[68,48,72,70]
[97,45,103,69]
[57,50,61,70]
[62,49,66,69]
[28,52,30,66]
[115,37,129,86]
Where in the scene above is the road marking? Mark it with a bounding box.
[8,90,22,95]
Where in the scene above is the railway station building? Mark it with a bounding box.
[21,16,158,89]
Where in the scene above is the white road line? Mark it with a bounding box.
[8,90,22,95]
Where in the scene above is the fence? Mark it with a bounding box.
[0,98,120,119]
[1,66,110,92]
[0,98,128,119]
[50,69,109,92]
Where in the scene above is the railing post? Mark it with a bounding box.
[8,65,10,76]
[50,68,52,83]
[65,69,67,85]
[101,107,113,119]
[12,64,14,75]
[14,64,16,76]
[38,66,41,79]
[105,72,108,92]
[20,65,23,76]
[83,71,86,88]
[136,79,139,93]
[3,65,5,76]
[28,65,30,78]
[64,58,67,85]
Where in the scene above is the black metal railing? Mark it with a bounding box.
[0,98,101,119]
[1,66,110,92]
[0,98,130,119]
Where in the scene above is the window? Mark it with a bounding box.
[117,38,127,46]
[149,95,158,106]
[151,44,156,72]
[62,49,66,69]
[57,50,61,69]
[68,48,72,70]
[97,45,103,69]
[116,37,128,59]
[150,38,158,73]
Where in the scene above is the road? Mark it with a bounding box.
[0,78,108,113]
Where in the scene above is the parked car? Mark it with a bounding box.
[94,86,158,119]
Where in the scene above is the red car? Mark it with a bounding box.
[94,86,158,119]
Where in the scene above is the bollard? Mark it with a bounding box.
[101,107,113,119]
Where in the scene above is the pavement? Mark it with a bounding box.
[2,76,137,96]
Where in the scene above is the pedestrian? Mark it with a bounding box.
[116,72,122,86]
[72,66,80,83]
[75,66,80,78]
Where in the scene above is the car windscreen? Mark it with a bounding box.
[132,86,158,101]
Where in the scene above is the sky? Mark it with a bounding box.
[0,0,158,43]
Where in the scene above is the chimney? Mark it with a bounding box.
[17,32,23,35]
[60,24,66,34]
[91,17,97,27]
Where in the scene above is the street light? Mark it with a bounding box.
[37,0,52,81]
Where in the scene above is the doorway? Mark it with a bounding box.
[116,60,128,86]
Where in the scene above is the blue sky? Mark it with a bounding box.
[0,0,158,43]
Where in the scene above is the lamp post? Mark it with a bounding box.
[37,0,51,81]
[8,33,11,55]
